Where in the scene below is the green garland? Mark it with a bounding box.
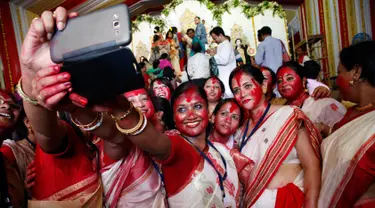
[132,0,286,30]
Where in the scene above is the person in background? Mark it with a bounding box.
[149,78,174,101]
[162,66,180,89]
[166,30,181,75]
[194,16,207,45]
[254,26,283,73]
[184,28,205,57]
[124,88,155,120]
[296,45,310,66]
[147,60,163,79]
[304,60,330,95]
[319,40,375,208]
[277,61,346,137]
[235,38,251,66]
[159,53,173,70]
[204,77,225,119]
[209,98,243,149]
[139,62,151,89]
[207,27,236,98]
[181,42,210,84]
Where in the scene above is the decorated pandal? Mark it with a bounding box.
[130,0,289,62]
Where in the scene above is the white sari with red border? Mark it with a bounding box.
[238,106,321,207]
[100,144,165,208]
[319,109,375,208]
[168,142,240,208]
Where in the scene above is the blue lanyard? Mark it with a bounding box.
[151,160,169,207]
[240,103,271,152]
[182,136,228,203]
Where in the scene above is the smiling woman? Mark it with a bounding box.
[229,64,322,208]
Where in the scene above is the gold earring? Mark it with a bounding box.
[349,80,354,86]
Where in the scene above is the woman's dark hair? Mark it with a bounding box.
[154,26,160,33]
[153,60,160,69]
[139,56,148,63]
[166,30,173,40]
[261,67,277,86]
[210,26,225,36]
[163,66,176,80]
[160,53,169,60]
[204,76,225,96]
[192,42,202,53]
[171,82,208,108]
[12,106,27,141]
[151,97,175,130]
[171,27,177,34]
[149,78,174,97]
[340,41,375,87]
[277,61,305,79]
[212,98,244,126]
[139,62,146,69]
[304,60,321,79]
[229,64,265,91]
[153,35,160,43]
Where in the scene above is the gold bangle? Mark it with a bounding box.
[115,108,144,135]
[108,103,134,122]
[70,113,100,128]
[15,78,38,106]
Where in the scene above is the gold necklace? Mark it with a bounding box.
[355,102,375,112]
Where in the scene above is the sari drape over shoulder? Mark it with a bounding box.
[237,106,321,207]
[97,140,165,208]
[319,109,375,208]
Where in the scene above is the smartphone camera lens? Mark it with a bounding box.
[113,21,120,28]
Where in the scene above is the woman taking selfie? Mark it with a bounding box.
[208,98,243,149]
[319,41,375,208]
[17,7,166,207]
[229,64,322,208]
[276,61,346,137]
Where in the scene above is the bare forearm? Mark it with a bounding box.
[113,98,171,160]
[304,167,321,208]
[22,77,66,152]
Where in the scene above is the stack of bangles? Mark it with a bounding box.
[110,105,148,136]
[70,112,104,132]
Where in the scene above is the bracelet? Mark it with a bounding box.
[131,114,147,136]
[70,113,103,131]
[115,108,144,135]
[15,78,38,106]
[108,103,134,122]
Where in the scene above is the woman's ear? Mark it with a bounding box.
[156,111,164,120]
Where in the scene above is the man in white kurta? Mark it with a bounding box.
[208,27,236,98]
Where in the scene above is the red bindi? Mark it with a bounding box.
[184,88,197,103]
[211,78,219,85]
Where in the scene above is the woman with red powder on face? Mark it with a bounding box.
[90,82,252,207]
[124,88,155,120]
[204,77,225,119]
[209,98,243,149]
[149,78,173,101]
[276,62,346,137]
[229,64,322,208]
[319,41,375,208]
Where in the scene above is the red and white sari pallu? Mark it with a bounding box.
[238,106,321,208]
[319,110,375,208]
[168,142,241,208]
[99,143,165,208]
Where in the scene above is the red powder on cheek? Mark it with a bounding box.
[336,75,350,92]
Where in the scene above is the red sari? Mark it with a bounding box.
[29,121,102,207]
